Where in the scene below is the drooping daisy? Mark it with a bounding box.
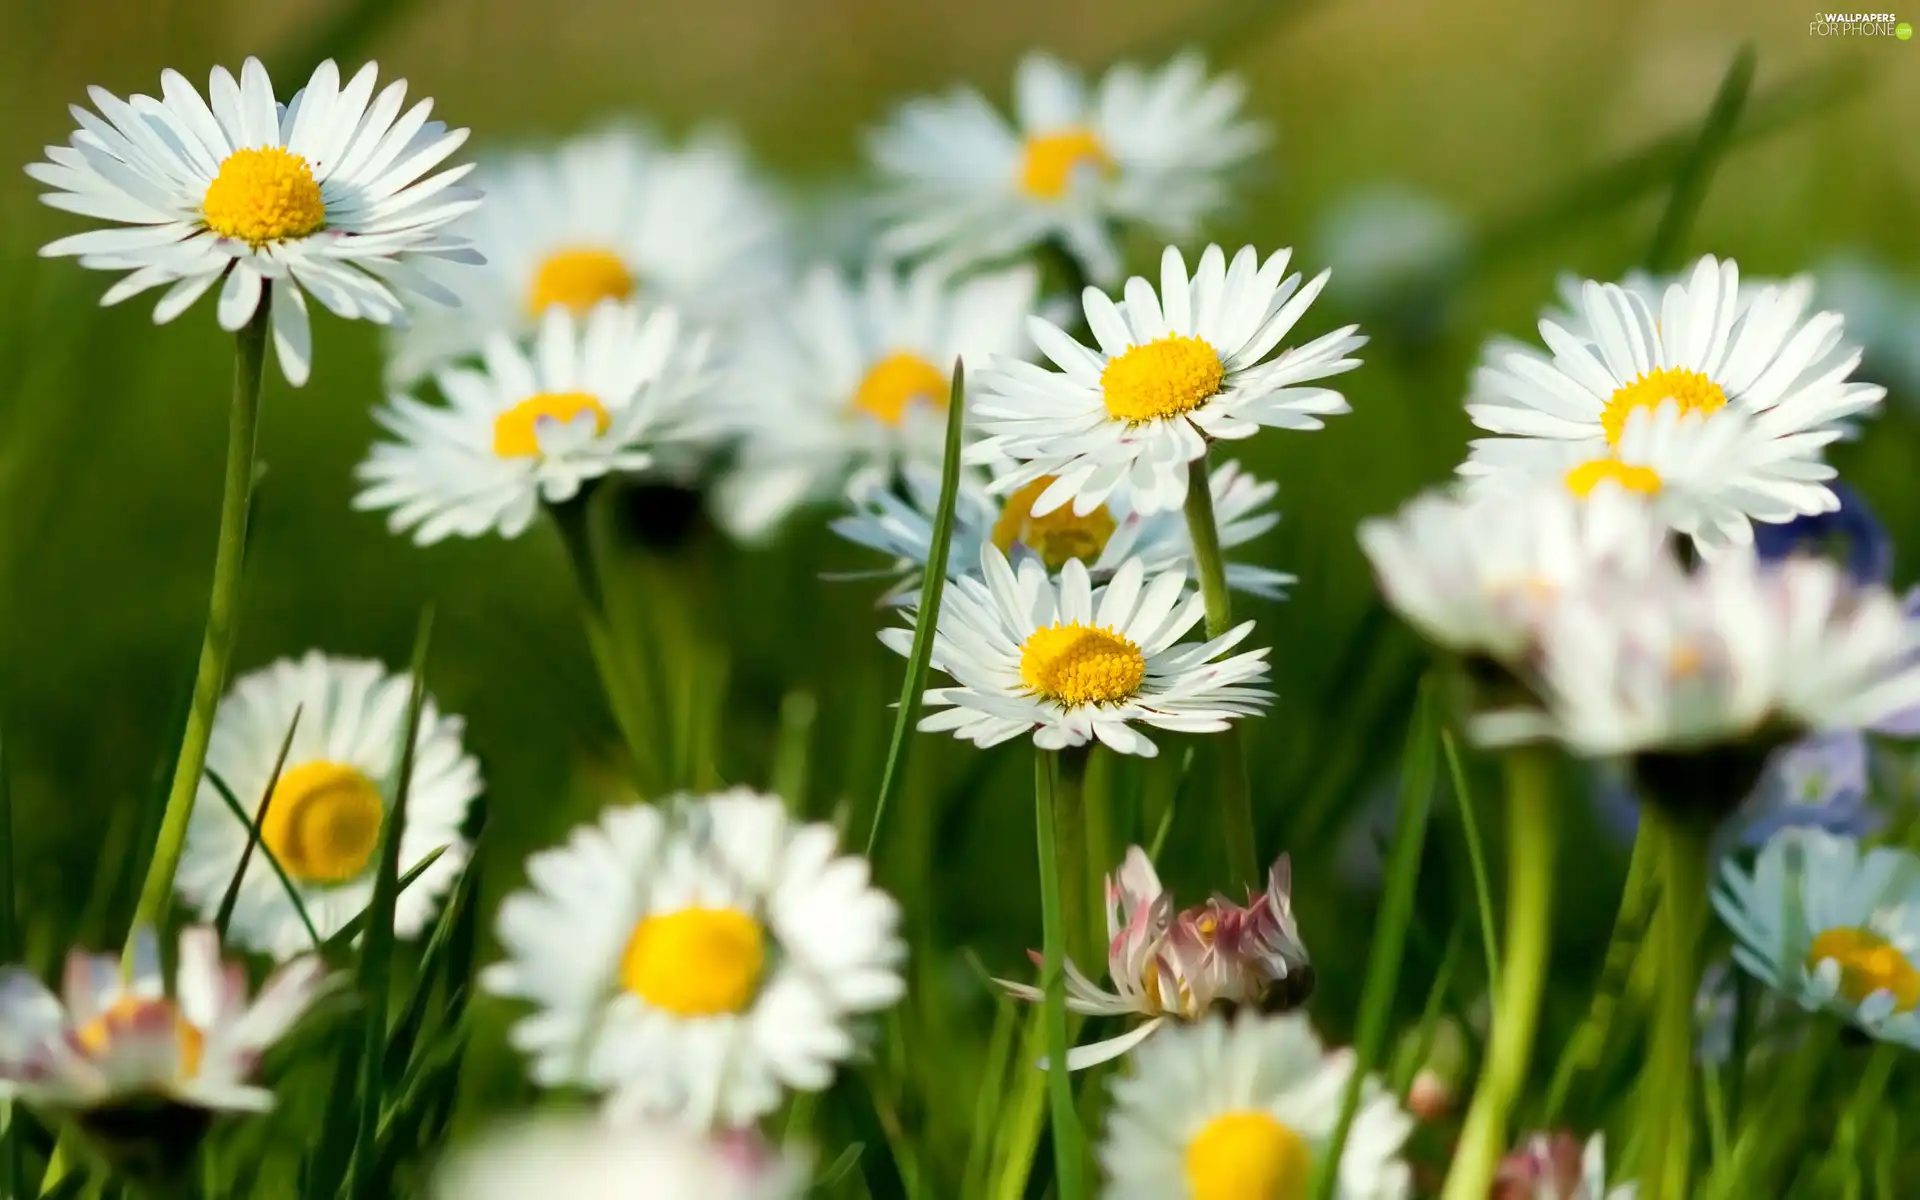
[1101,1011,1414,1200]
[29,57,481,386]
[1495,1131,1635,1200]
[971,244,1364,517]
[433,1116,806,1200]
[880,546,1271,756]
[868,52,1265,284]
[385,125,787,385]
[712,261,1035,540]
[1714,827,1920,1048]
[171,652,482,960]
[481,789,905,1128]
[355,301,712,544]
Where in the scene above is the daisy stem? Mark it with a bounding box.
[1034,748,1087,1200]
[1181,454,1258,888]
[1439,745,1557,1200]
[1055,745,1095,965]
[1641,809,1711,1200]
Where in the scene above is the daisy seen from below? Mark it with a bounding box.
[385,124,787,384]
[481,789,905,1127]
[432,1115,806,1200]
[355,300,712,544]
[1101,1010,1414,1200]
[171,652,482,960]
[29,57,482,386]
[880,545,1272,756]
[868,51,1264,284]
[713,261,1035,540]
[972,244,1365,518]
[1714,826,1920,1048]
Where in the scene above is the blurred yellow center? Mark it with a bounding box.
[990,478,1118,571]
[1184,1110,1313,1200]
[1019,622,1145,707]
[527,248,636,316]
[621,907,766,1017]
[1565,459,1664,497]
[262,761,385,884]
[76,997,206,1078]
[1018,128,1114,199]
[1102,335,1225,423]
[1600,367,1727,446]
[492,391,611,458]
[853,353,948,425]
[202,147,326,246]
[1808,927,1920,1012]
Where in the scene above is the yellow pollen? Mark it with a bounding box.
[853,352,948,426]
[990,478,1118,571]
[1565,458,1664,498]
[76,997,206,1078]
[492,391,612,459]
[1185,1110,1313,1200]
[1101,335,1226,424]
[1668,644,1705,678]
[527,248,636,317]
[621,907,767,1017]
[1600,366,1727,446]
[260,761,385,884]
[1808,927,1920,1012]
[201,147,326,247]
[1019,622,1146,707]
[1018,128,1115,199]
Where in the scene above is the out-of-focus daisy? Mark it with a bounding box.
[1715,827,1920,1048]
[355,301,712,544]
[972,244,1364,517]
[1817,255,1920,401]
[481,789,905,1127]
[867,52,1264,284]
[433,1115,806,1200]
[385,125,787,384]
[1315,184,1467,313]
[29,57,481,386]
[999,846,1311,1068]
[834,458,1291,602]
[713,261,1034,540]
[1101,1011,1413,1200]
[172,652,481,960]
[1752,479,1892,586]
[881,546,1270,756]
[1494,1131,1634,1200]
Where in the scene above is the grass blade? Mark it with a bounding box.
[381,840,484,1085]
[1033,749,1086,1200]
[318,846,450,962]
[1645,44,1757,272]
[1442,729,1500,1003]
[0,728,23,1200]
[205,768,321,950]
[213,705,303,939]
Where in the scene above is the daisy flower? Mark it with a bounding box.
[999,846,1311,1068]
[1101,1011,1414,1200]
[712,261,1035,540]
[433,1116,806,1200]
[385,125,787,385]
[971,244,1365,517]
[28,57,481,386]
[1495,1132,1634,1200]
[355,301,712,544]
[171,652,482,960]
[880,545,1271,756]
[481,789,905,1128]
[1714,827,1920,1048]
[868,52,1264,284]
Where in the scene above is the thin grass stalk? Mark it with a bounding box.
[1180,452,1257,887]
[1442,728,1501,1004]
[1034,749,1086,1200]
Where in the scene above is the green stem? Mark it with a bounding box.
[1055,746,1094,968]
[1181,454,1257,887]
[1439,747,1557,1200]
[1034,750,1086,1200]
[549,490,661,791]
[1642,811,1710,1200]
[1442,728,1501,1004]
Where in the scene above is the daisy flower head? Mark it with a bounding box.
[1101,1010,1414,1200]
[385,124,788,385]
[29,57,482,386]
[972,244,1365,518]
[867,51,1265,284]
[712,260,1035,541]
[433,1115,806,1200]
[356,300,712,544]
[1715,827,1920,1049]
[1494,1132,1634,1200]
[172,652,482,960]
[481,789,905,1128]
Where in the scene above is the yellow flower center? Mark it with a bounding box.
[1807,927,1920,1012]
[1019,622,1146,707]
[990,477,1118,571]
[1599,366,1727,446]
[260,761,386,884]
[1018,128,1115,199]
[620,907,767,1017]
[492,391,612,459]
[1564,458,1665,497]
[1101,335,1226,424]
[1185,1110,1314,1200]
[76,997,206,1078]
[201,147,327,247]
[527,248,637,317]
[852,352,949,426]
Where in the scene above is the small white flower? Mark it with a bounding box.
[29,57,482,386]
[355,301,712,544]
[972,244,1364,518]
[432,1115,807,1200]
[481,789,905,1128]
[867,52,1265,284]
[172,652,482,960]
[1101,1011,1414,1200]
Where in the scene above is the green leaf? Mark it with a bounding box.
[204,768,321,951]
[213,704,303,940]
[316,846,450,964]
[381,834,484,1087]
[1645,44,1758,272]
